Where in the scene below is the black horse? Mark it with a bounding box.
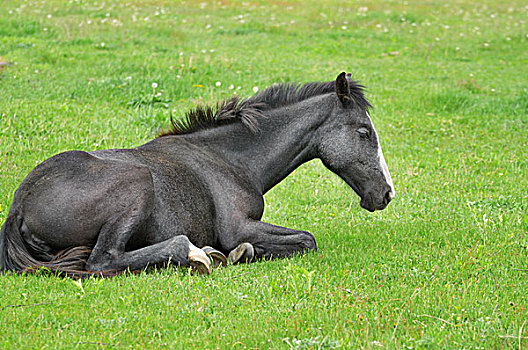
[0,73,394,276]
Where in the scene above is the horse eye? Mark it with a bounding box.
[356,127,370,138]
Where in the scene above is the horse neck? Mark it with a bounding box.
[185,94,333,194]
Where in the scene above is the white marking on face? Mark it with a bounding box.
[366,112,395,199]
[377,143,395,199]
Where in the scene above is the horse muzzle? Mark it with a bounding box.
[360,187,394,212]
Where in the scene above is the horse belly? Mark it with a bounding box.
[140,195,216,249]
[129,164,216,249]
[17,151,153,249]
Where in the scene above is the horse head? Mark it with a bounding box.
[316,72,395,212]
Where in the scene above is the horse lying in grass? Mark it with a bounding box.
[0,72,394,276]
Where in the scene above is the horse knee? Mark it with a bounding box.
[300,231,317,252]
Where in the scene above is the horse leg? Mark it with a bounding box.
[224,220,317,263]
[87,234,210,274]
[85,190,210,274]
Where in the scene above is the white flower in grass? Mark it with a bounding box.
[228,84,234,90]
[100,42,105,47]
[152,82,158,89]
[253,86,259,93]
[215,81,221,87]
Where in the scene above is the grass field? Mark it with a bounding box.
[1,0,527,348]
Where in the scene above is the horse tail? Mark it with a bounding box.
[0,214,43,271]
[0,213,112,278]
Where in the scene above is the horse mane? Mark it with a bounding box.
[158,78,370,137]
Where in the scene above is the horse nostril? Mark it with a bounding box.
[384,190,394,205]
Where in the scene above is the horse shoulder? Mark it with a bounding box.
[132,139,265,239]
[189,153,266,233]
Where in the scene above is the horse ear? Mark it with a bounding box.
[335,72,351,106]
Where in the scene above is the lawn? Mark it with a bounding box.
[1,0,527,348]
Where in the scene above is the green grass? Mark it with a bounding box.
[1,0,527,348]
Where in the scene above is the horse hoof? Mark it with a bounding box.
[228,242,254,264]
[188,247,211,275]
[202,246,227,268]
